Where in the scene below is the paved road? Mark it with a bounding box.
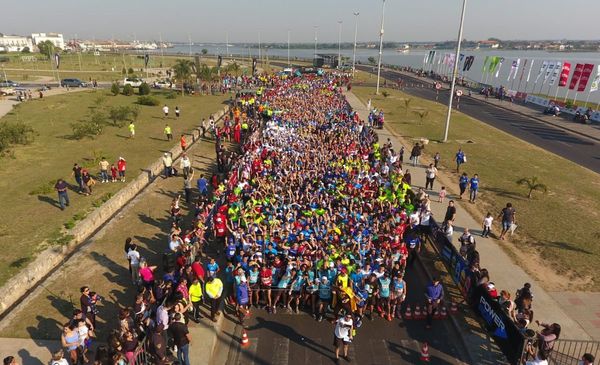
[355,65,600,173]
[221,259,467,365]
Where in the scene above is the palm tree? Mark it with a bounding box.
[516,176,548,198]
[401,98,412,115]
[172,59,194,96]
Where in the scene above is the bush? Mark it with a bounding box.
[122,84,134,96]
[128,67,134,74]
[137,95,159,106]
[0,121,36,155]
[381,90,389,98]
[29,180,55,196]
[121,67,127,75]
[111,82,120,96]
[138,82,151,95]
[165,91,177,99]
[21,47,31,53]
[70,113,106,139]
[108,106,131,127]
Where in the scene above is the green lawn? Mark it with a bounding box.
[0,89,228,286]
[353,86,600,290]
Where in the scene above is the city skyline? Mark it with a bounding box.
[3,0,599,43]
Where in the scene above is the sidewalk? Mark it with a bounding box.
[392,68,600,143]
[344,90,593,342]
[0,87,89,119]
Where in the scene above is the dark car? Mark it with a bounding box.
[0,80,19,87]
[61,78,87,87]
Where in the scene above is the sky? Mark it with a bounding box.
[3,0,599,43]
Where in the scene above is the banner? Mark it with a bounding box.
[482,56,490,73]
[526,60,535,82]
[548,61,562,86]
[494,57,505,78]
[448,53,456,69]
[577,63,595,92]
[54,53,60,69]
[144,54,150,68]
[463,56,475,72]
[442,53,450,65]
[568,63,584,90]
[543,61,556,84]
[558,62,571,87]
[589,66,600,93]
[426,50,436,64]
[518,59,528,81]
[535,61,548,84]
[507,58,520,81]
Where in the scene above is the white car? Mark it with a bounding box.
[153,80,173,89]
[123,78,144,87]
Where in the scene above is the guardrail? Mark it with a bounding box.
[547,339,600,365]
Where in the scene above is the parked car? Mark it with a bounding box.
[61,78,87,87]
[152,80,173,89]
[0,87,15,96]
[123,77,144,87]
[0,80,19,87]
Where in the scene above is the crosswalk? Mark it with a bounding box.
[233,336,433,365]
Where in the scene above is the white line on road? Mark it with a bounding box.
[271,338,290,365]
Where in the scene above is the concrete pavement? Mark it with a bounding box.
[343,89,592,342]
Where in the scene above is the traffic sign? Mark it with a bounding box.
[455,89,463,97]
[435,82,442,90]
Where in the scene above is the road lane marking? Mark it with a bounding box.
[271,338,290,365]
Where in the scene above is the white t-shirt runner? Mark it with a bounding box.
[334,317,353,341]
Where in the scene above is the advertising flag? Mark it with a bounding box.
[448,53,456,69]
[568,63,584,90]
[548,61,562,86]
[427,50,436,64]
[543,61,556,84]
[519,59,528,81]
[590,66,600,93]
[488,57,500,74]
[463,56,475,72]
[494,57,505,78]
[54,53,60,69]
[558,62,571,87]
[507,59,520,81]
[577,64,595,92]
[144,54,150,68]
[482,56,490,73]
[535,61,548,84]
[526,60,535,82]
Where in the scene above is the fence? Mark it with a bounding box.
[547,339,600,365]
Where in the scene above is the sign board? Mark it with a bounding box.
[455,89,463,97]
[435,82,442,90]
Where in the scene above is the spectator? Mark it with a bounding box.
[333,313,354,363]
[162,153,173,178]
[455,148,466,173]
[581,353,595,365]
[425,277,444,329]
[170,313,191,365]
[498,202,516,240]
[54,179,70,211]
[205,276,224,322]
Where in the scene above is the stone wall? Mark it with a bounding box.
[0,106,228,316]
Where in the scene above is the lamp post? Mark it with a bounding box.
[313,26,318,65]
[337,20,343,69]
[287,29,291,67]
[352,12,359,76]
[442,0,468,142]
[375,0,386,95]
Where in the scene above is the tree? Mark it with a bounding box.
[412,109,429,123]
[37,41,55,58]
[108,106,131,127]
[138,82,151,95]
[21,47,30,54]
[110,82,120,96]
[401,98,412,115]
[122,84,134,96]
[227,62,240,76]
[516,176,548,198]
[201,48,208,55]
[172,59,194,96]
[368,56,376,65]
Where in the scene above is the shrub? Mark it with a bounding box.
[121,67,127,75]
[70,113,106,139]
[165,91,177,99]
[29,180,55,196]
[21,47,31,53]
[128,67,134,75]
[0,121,36,155]
[108,106,131,127]
[381,90,389,98]
[138,82,151,95]
[122,84,134,96]
[111,82,120,96]
[137,95,159,106]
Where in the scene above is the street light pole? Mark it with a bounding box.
[287,29,291,67]
[352,12,359,77]
[375,0,386,95]
[313,26,318,65]
[442,0,468,143]
[337,20,343,69]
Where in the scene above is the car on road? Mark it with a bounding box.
[0,87,15,96]
[61,78,87,87]
[0,80,19,87]
[152,80,173,89]
[123,77,144,87]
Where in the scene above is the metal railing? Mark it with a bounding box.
[547,339,600,365]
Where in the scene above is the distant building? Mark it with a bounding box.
[31,33,65,49]
[477,40,500,49]
[0,33,33,52]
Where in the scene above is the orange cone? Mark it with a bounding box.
[441,306,448,319]
[404,305,412,320]
[241,329,250,347]
[414,305,422,320]
[450,302,458,315]
[420,342,430,362]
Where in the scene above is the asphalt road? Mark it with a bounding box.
[355,65,600,174]
[220,259,467,365]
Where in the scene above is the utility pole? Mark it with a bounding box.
[287,29,291,67]
[313,26,318,65]
[337,20,343,69]
[375,0,386,95]
[443,0,468,142]
[352,12,360,76]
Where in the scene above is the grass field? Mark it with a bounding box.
[352,86,600,290]
[0,89,228,287]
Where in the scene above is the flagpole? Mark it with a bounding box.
[564,89,570,103]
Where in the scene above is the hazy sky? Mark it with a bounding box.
[4,0,599,43]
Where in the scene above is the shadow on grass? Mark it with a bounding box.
[37,195,61,209]
[17,349,45,365]
[137,212,168,230]
[27,315,64,340]
[148,136,168,142]
[9,257,31,268]
[483,186,526,201]
[537,241,593,255]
